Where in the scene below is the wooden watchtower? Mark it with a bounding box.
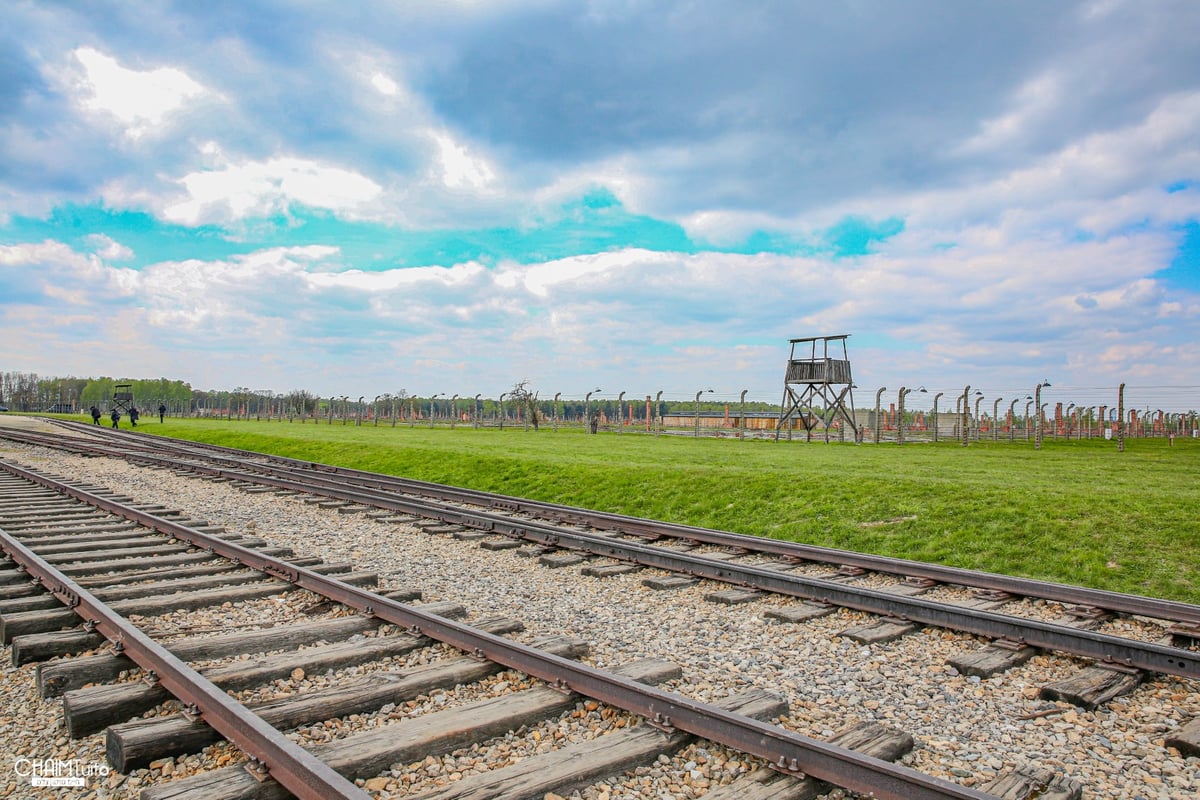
[112,384,135,415]
[775,335,858,442]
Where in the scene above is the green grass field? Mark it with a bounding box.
[128,418,1200,604]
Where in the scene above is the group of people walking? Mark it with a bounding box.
[90,405,135,427]
[88,404,165,428]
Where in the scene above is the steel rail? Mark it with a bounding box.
[38,420,1200,627]
[0,526,368,798]
[7,427,1200,679]
[220,464,1200,678]
[272,468,1200,625]
[0,458,998,800]
[25,439,1200,681]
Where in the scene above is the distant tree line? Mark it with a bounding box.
[0,370,779,420]
[0,372,196,412]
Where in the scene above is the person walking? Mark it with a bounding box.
[90,405,101,425]
[110,408,120,428]
[158,403,166,423]
[129,407,140,427]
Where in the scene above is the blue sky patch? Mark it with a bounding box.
[1,192,862,270]
[822,216,905,257]
[1161,221,1200,291]
[2,205,235,266]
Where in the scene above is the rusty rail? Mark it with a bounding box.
[9,424,1200,679]
[40,418,1200,627]
[0,524,368,799]
[0,459,999,800]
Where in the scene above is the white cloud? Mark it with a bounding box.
[305,261,487,292]
[3,226,1197,399]
[85,234,134,261]
[370,72,400,96]
[0,239,138,306]
[72,47,209,138]
[498,249,678,297]
[126,246,344,336]
[812,90,1200,250]
[431,132,496,190]
[2,3,1199,397]
[163,153,383,225]
[957,72,1066,155]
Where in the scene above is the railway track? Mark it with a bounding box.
[13,421,1200,677]
[1,417,1197,798]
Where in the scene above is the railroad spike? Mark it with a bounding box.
[650,712,675,731]
[244,756,271,782]
[771,757,806,776]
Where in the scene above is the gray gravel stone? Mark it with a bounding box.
[0,418,1196,799]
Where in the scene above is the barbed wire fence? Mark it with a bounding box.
[51,382,1196,448]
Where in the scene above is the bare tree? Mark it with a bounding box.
[507,379,540,431]
[282,389,317,420]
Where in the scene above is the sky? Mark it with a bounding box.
[1,1,1199,409]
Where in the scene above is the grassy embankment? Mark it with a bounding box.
[123,418,1199,604]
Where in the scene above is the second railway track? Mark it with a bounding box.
[0,416,1197,799]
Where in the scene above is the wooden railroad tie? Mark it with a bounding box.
[108,623,569,772]
[139,657,684,800]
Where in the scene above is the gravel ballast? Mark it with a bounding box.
[0,417,1196,799]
